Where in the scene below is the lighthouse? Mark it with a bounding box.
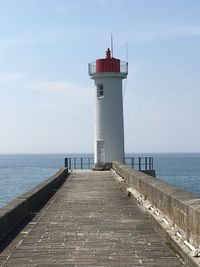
[88,48,128,168]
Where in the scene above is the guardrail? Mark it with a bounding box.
[88,60,128,76]
[65,156,154,171]
[65,157,94,170]
[125,157,154,171]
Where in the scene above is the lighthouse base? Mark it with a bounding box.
[92,163,112,171]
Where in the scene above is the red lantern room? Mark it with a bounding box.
[88,48,128,77]
[96,48,120,73]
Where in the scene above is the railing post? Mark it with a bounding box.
[88,158,90,169]
[81,158,83,169]
[131,157,134,168]
[145,157,147,170]
[74,158,76,170]
[65,158,68,168]
[139,157,141,171]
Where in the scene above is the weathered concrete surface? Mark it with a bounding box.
[0,168,68,244]
[112,161,200,249]
[0,171,185,266]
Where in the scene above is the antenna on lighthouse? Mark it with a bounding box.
[123,41,128,101]
[126,41,128,62]
[111,34,114,58]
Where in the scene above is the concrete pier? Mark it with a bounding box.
[0,170,186,266]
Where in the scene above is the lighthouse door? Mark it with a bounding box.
[97,140,105,165]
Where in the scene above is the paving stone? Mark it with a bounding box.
[0,171,186,266]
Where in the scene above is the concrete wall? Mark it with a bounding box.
[0,168,68,243]
[112,161,200,247]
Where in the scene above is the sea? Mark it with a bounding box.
[0,153,200,208]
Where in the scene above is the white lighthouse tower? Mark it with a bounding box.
[88,48,128,168]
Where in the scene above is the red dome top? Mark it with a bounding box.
[96,48,120,73]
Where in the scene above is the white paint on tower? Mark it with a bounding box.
[88,48,128,166]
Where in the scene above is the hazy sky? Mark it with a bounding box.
[0,0,200,153]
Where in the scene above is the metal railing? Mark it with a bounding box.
[124,157,154,171]
[65,156,154,171]
[65,157,94,170]
[88,61,128,76]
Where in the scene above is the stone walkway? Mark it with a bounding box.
[0,171,186,266]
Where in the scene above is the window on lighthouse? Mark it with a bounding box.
[97,84,104,98]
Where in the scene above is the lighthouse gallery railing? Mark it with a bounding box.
[88,61,128,76]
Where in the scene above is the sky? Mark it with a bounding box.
[0,0,200,153]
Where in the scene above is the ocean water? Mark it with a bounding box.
[0,153,200,208]
[153,153,200,196]
[0,154,85,208]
